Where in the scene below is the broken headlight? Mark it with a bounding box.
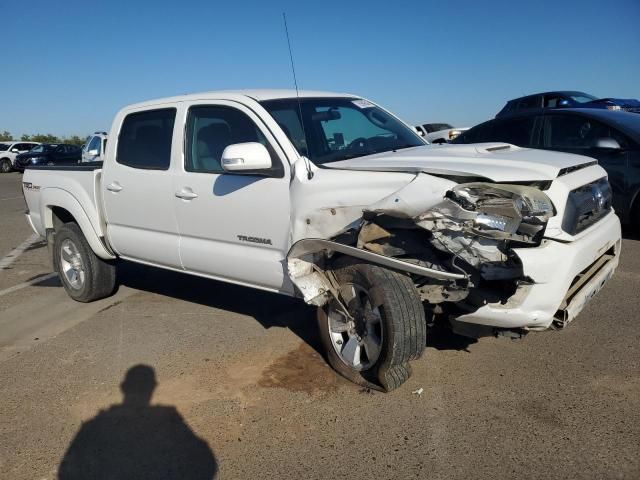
[447,183,555,235]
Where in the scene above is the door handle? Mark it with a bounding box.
[106,182,123,192]
[175,188,198,200]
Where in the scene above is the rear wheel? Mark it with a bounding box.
[0,159,11,173]
[318,261,426,391]
[53,223,116,302]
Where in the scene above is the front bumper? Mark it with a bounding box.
[454,212,621,330]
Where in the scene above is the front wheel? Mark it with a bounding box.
[53,223,117,302]
[318,261,426,391]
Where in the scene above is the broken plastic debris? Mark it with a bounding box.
[412,387,424,396]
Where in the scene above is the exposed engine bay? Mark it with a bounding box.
[287,175,558,323]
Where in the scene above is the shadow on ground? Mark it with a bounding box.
[59,364,217,480]
[115,261,474,356]
[116,262,322,353]
[426,322,477,352]
[622,226,639,240]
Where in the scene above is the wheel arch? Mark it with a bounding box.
[40,188,115,260]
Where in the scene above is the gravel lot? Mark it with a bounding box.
[0,171,638,479]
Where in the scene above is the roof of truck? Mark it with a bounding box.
[123,89,358,109]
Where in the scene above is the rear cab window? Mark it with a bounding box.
[117,108,176,170]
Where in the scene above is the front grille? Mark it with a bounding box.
[562,177,612,235]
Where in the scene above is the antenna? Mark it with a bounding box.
[283,12,313,180]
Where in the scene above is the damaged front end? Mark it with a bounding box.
[287,177,557,334]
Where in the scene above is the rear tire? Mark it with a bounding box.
[53,223,116,302]
[317,261,426,391]
[0,158,11,173]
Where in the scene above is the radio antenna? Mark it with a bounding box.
[283,12,313,180]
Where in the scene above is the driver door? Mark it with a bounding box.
[172,101,292,291]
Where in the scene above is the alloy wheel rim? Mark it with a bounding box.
[60,239,85,289]
[327,283,383,371]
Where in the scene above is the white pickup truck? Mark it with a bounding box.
[22,90,622,391]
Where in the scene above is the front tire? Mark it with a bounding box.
[318,261,426,391]
[53,223,116,302]
[0,158,11,173]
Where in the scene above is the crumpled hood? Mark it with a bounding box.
[324,143,594,182]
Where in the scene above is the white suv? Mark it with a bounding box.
[0,141,40,173]
[81,132,108,163]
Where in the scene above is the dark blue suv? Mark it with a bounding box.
[453,108,640,226]
[14,143,82,172]
[497,91,640,118]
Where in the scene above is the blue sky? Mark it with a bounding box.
[2,0,639,137]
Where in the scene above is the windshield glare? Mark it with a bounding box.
[261,98,424,164]
[569,93,598,103]
[30,144,54,153]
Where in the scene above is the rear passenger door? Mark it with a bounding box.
[102,107,182,268]
[172,101,291,291]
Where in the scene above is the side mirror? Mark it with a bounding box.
[11,148,19,153]
[594,137,622,150]
[221,142,272,173]
[88,149,99,156]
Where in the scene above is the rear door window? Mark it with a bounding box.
[117,108,176,170]
[490,117,537,146]
[517,96,541,110]
[543,115,611,149]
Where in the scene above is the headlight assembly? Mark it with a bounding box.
[417,182,555,244]
[415,183,556,277]
[447,183,555,235]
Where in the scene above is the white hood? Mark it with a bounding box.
[324,143,594,182]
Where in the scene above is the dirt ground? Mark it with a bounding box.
[0,172,638,479]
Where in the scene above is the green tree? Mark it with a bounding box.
[29,134,61,143]
[0,131,13,141]
[20,134,31,141]
[62,135,87,146]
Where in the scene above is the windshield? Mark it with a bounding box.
[261,98,424,164]
[0,143,9,151]
[568,92,598,103]
[30,144,55,153]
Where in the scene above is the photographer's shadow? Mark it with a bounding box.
[59,365,217,480]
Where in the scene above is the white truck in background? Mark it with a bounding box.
[415,123,468,143]
[22,90,621,391]
[81,132,108,163]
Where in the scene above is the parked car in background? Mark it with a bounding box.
[497,91,640,118]
[415,123,468,143]
[453,109,640,224]
[0,141,40,173]
[81,132,108,163]
[14,143,82,172]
